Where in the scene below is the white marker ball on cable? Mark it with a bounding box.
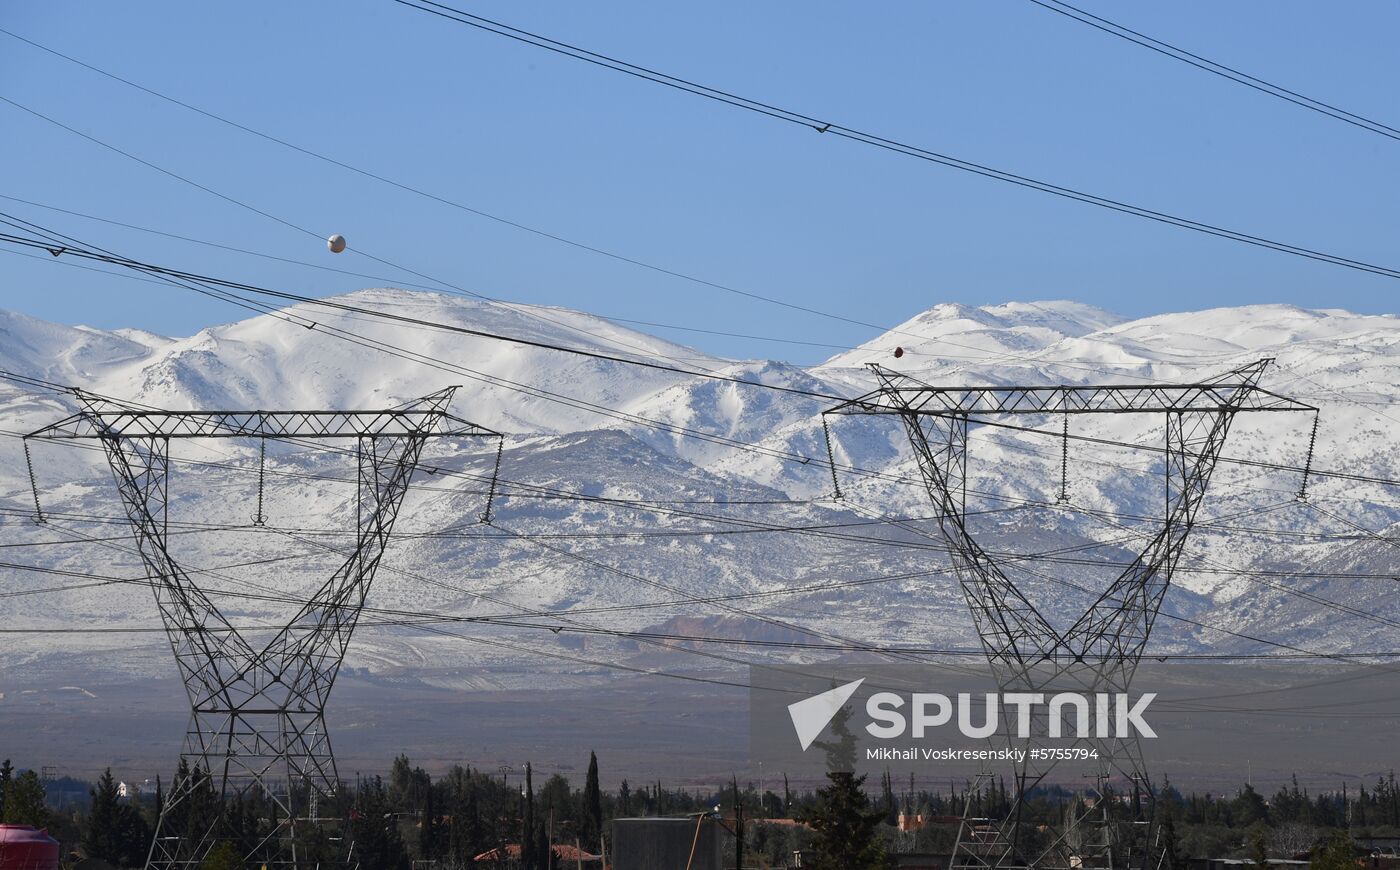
[327,234,347,254]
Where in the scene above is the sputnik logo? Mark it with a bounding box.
[785,679,1158,749]
[787,678,865,751]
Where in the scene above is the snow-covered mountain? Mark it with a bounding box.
[3,290,1398,696]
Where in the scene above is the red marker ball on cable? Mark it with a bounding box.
[893,346,904,359]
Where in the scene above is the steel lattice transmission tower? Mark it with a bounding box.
[825,360,1315,870]
[27,388,500,869]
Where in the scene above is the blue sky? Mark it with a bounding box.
[1,1,1397,363]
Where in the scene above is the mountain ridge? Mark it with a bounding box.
[2,289,1397,693]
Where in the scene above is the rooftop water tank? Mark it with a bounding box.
[0,825,60,870]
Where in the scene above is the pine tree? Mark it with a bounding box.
[447,766,483,864]
[118,794,153,866]
[582,751,603,852]
[0,759,11,822]
[389,754,414,809]
[802,772,892,870]
[1250,827,1271,870]
[1310,831,1356,870]
[200,841,242,870]
[1161,802,1184,870]
[811,701,858,774]
[1,768,47,828]
[1235,784,1270,827]
[350,776,410,870]
[84,769,122,862]
[82,768,154,867]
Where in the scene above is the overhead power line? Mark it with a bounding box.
[13,377,1399,660]
[7,550,1400,664]
[0,192,867,357]
[0,25,1073,370]
[8,24,1400,387]
[1025,0,1400,143]
[12,395,1400,656]
[0,211,836,400]
[9,389,1400,685]
[389,0,1400,284]
[0,84,1123,376]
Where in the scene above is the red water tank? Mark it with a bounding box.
[0,825,60,870]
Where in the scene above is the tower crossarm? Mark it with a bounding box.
[826,358,1316,418]
[27,406,495,441]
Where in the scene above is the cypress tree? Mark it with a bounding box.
[522,763,537,870]
[419,779,440,860]
[582,752,603,852]
[536,817,551,870]
[881,769,898,826]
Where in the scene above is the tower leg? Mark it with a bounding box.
[90,430,432,870]
[872,389,1251,868]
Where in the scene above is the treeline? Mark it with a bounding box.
[0,760,152,867]
[3,752,1399,869]
[1165,773,1400,829]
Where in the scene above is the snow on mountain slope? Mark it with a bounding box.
[65,289,726,433]
[817,300,1125,376]
[3,290,1400,693]
[0,309,156,383]
[621,360,841,471]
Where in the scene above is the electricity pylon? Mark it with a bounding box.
[27,388,500,869]
[825,360,1315,870]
